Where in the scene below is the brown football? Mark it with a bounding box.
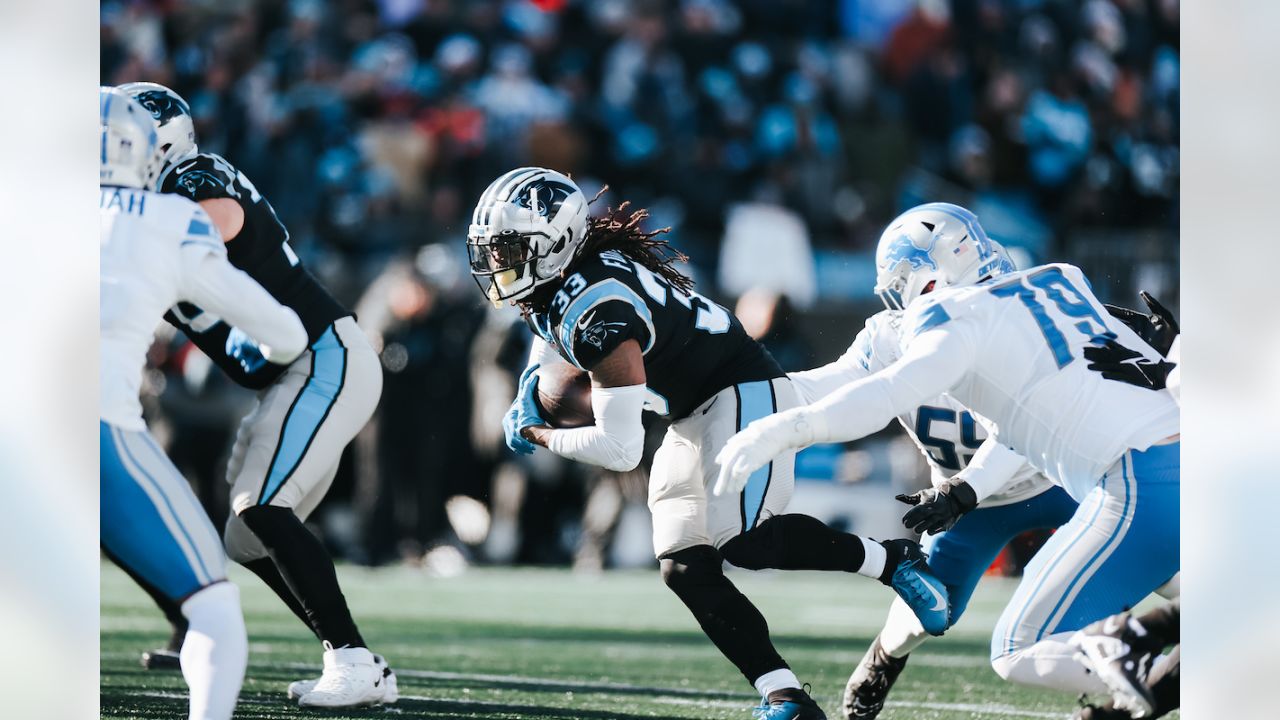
[535,364,594,428]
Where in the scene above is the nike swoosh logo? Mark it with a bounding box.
[922,576,947,612]
[577,310,596,331]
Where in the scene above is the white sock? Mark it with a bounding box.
[180,583,248,720]
[754,668,801,698]
[991,631,1108,695]
[879,597,930,658]
[856,537,887,580]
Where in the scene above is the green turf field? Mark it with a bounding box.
[101,562,1172,719]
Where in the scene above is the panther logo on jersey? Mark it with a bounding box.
[881,233,940,272]
[132,90,193,127]
[177,170,226,195]
[581,320,629,350]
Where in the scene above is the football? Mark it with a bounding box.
[535,364,594,428]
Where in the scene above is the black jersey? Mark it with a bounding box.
[158,153,349,389]
[527,250,781,420]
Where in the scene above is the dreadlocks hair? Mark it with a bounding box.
[573,186,695,295]
[517,186,694,318]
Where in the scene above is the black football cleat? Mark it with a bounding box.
[1074,701,1133,719]
[140,648,182,670]
[752,685,827,720]
[1070,613,1157,717]
[842,636,909,720]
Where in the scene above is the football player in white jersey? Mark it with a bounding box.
[99,87,308,719]
[1070,298,1181,720]
[786,239,1077,719]
[715,202,1179,699]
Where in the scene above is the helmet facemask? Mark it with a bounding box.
[467,225,559,305]
[467,167,590,307]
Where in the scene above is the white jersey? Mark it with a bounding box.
[790,311,1050,506]
[101,186,307,431]
[798,263,1179,503]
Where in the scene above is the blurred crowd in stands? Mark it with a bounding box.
[104,0,1179,571]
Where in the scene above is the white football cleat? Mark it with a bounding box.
[295,644,398,707]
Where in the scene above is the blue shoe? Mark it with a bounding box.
[752,686,827,719]
[882,539,950,636]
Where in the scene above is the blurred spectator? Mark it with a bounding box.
[105,0,1179,567]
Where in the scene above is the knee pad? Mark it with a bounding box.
[990,651,1017,681]
[659,545,724,595]
[223,511,269,564]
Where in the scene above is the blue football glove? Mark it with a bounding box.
[502,364,544,455]
[225,326,268,374]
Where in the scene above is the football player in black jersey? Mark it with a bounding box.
[469,167,954,720]
[119,82,396,708]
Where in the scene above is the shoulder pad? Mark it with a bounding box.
[554,277,655,370]
[163,153,235,200]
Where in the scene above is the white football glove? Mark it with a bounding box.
[713,409,817,496]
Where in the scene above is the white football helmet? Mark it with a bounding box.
[100,86,164,189]
[468,167,590,304]
[117,81,198,177]
[872,202,999,311]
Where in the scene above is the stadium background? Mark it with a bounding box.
[100,0,1179,573]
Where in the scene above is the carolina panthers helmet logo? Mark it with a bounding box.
[880,234,939,272]
[514,179,577,219]
[133,90,192,127]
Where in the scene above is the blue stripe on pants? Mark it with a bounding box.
[100,421,224,600]
[258,326,347,505]
[736,380,776,531]
[921,485,1076,627]
[991,443,1179,659]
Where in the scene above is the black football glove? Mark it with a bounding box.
[896,481,978,536]
[1104,291,1179,356]
[1083,339,1175,391]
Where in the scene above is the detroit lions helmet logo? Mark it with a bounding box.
[132,90,192,127]
[880,233,939,273]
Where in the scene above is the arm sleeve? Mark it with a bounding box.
[545,384,647,472]
[952,436,1031,503]
[799,326,978,445]
[177,214,307,366]
[529,334,571,370]
[788,329,874,404]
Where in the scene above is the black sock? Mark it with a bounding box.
[1135,600,1179,649]
[719,514,866,573]
[1147,644,1179,717]
[660,545,787,684]
[241,557,318,640]
[239,505,365,649]
[103,546,189,650]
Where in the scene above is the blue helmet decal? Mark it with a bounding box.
[881,233,939,272]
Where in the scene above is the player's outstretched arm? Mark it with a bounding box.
[895,435,1027,534]
[714,326,974,496]
[787,337,872,404]
[178,210,306,365]
[520,339,647,472]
